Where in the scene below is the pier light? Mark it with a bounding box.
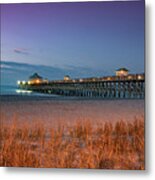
[107,77,111,80]
[79,78,83,82]
[138,75,143,80]
[128,75,132,80]
[36,79,41,84]
[92,78,96,81]
[17,80,21,85]
[28,81,31,85]
[64,75,71,81]
[22,81,26,85]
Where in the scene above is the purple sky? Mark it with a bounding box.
[1,1,145,74]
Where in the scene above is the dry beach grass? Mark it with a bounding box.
[0,116,145,169]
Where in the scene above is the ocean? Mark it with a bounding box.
[0,85,53,97]
[0,85,19,95]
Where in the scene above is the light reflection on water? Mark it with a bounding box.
[16,89,32,94]
[0,85,33,95]
[0,85,49,96]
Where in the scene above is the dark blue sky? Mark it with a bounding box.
[1,1,145,75]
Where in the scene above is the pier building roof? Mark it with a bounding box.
[29,73,43,80]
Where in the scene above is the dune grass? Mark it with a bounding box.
[0,118,144,169]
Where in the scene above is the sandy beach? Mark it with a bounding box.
[0,95,144,127]
[0,95,145,169]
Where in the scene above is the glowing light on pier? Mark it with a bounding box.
[17,80,21,85]
[128,75,132,80]
[92,78,96,81]
[36,79,41,84]
[28,81,31,85]
[64,75,71,81]
[107,77,111,80]
[138,75,143,80]
[22,81,26,85]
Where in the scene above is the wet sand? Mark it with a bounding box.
[0,95,144,128]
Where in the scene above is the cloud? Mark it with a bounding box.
[1,61,107,86]
[14,48,29,55]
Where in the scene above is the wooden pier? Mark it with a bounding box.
[18,73,145,99]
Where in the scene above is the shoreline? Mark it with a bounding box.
[0,94,145,102]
